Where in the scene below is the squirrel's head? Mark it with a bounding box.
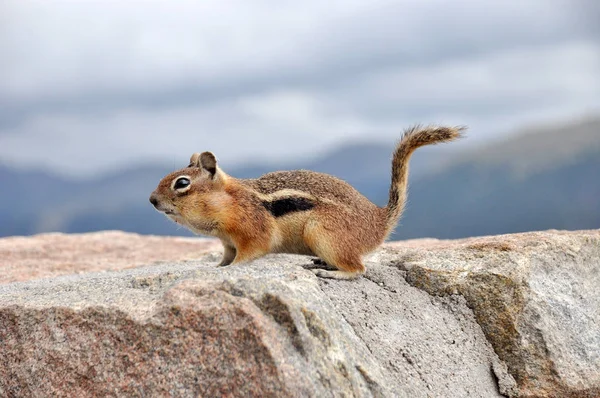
[149,151,228,235]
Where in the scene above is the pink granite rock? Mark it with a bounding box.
[0,231,220,284]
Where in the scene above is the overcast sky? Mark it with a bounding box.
[0,0,598,177]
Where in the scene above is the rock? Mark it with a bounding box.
[0,260,390,397]
[0,230,597,397]
[387,229,600,398]
[317,260,515,397]
[0,231,220,284]
[0,258,509,397]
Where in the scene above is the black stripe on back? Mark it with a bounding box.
[262,197,315,218]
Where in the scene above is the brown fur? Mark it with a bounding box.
[386,125,465,234]
[149,125,464,279]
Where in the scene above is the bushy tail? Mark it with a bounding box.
[385,125,465,235]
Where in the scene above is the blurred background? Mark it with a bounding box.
[0,0,598,240]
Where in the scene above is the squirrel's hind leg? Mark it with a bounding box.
[310,268,363,280]
[304,219,366,280]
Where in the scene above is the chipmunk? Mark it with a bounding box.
[149,125,464,279]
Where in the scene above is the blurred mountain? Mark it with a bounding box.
[0,116,598,239]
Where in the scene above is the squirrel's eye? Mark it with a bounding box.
[174,177,191,191]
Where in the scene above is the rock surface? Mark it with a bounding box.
[0,231,220,284]
[0,260,390,397]
[387,229,600,398]
[0,230,598,397]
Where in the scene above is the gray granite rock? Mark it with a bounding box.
[1,230,597,397]
[389,230,600,398]
[0,255,509,397]
[0,259,389,397]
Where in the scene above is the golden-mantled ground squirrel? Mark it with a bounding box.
[150,125,464,279]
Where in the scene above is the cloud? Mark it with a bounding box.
[0,0,598,176]
[0,90,377,175]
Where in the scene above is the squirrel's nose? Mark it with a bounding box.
[149,194,159,207]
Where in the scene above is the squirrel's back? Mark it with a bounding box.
[244,170,377,210]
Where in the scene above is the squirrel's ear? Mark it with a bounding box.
[189,152,201,167]
[199,151,217,176]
